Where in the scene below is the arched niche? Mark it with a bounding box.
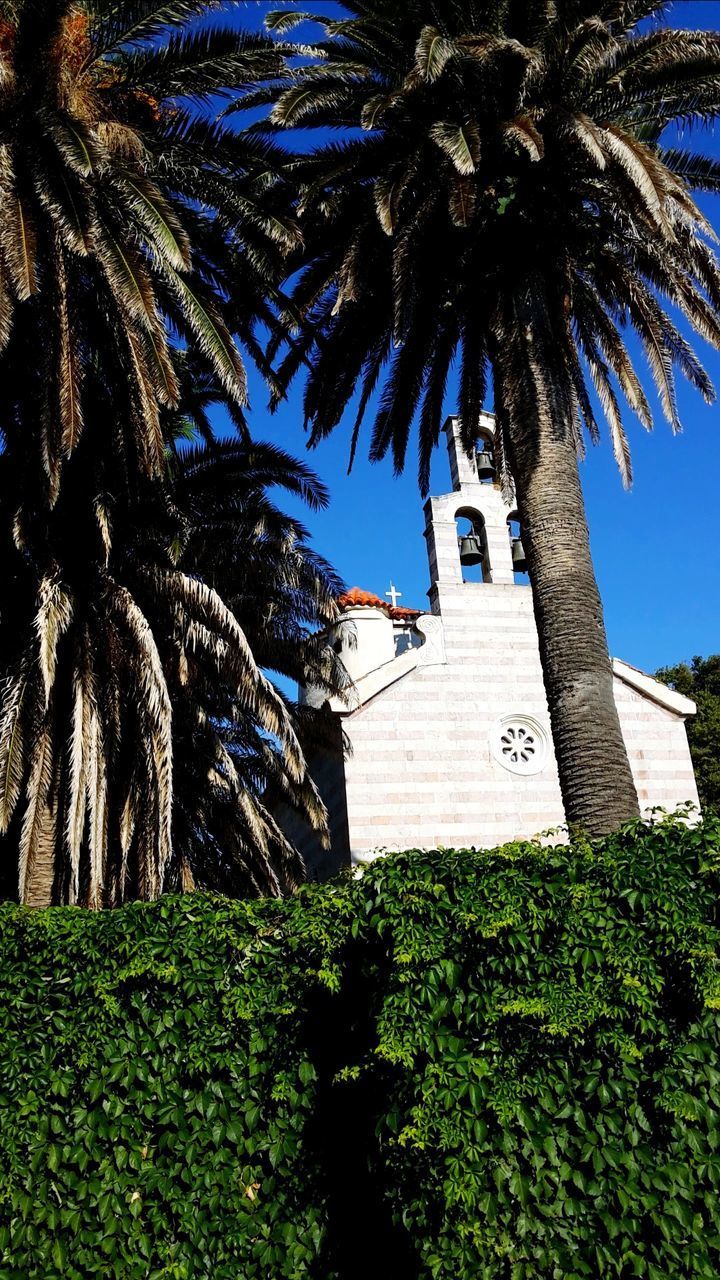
[507,511,528,581]
[455,506,488,583]
[475,429,496,484]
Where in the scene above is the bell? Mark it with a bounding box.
[511,536,528,573]
[476,446,496,482]
[458,534,484,567]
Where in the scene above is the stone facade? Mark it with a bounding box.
[285,414,698,876]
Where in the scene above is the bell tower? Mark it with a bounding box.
[424,413,527,614]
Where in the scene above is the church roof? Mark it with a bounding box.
[611,658,696,717]
[338,586,423,623]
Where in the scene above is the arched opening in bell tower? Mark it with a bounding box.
[475,430,496,484]
[456,509,488,583]
[507,512,529,583]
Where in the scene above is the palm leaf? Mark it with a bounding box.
[374,171,411,234]
[35,575,74,708]
[123,27,284,99]
[92,221,160,327]
[56,260,84,453]
[118,178,191,272]
[65,670,88,905]
[34,166,92,257]
[267,76,381,136]
[361,93,393,130]
[1,197,38,300]
[661,148,720,192]
[503,116,545,162]
[108,582,172,896]
[125,327,166,473]
[90,0,224,56]
[430,122,481,175]
[561,111,607,170]
[18,721,56,904]
[265,10,315,34]
[581,340,634,486]
[84,692,107,910]
[169,274,247,403]
[270,82,324,127]
[0,269,15,352]
[449,176,476,227]
[49,118,97,178]
[0,670,28,834]
[415,26,456,82]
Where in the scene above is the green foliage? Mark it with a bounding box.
[2,815,720,1278]
[657,656,720,814]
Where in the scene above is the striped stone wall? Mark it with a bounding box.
[340,580,699,863]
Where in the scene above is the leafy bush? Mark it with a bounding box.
[1,815,720,1279]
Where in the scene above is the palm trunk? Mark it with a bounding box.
[506,416,640,835]
[23,804,57,907]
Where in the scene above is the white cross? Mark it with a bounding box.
[385,581,402,609]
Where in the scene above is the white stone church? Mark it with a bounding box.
[283,414,699,876]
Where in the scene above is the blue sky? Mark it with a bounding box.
[230,0,720,674]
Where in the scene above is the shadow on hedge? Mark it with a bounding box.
[1,812,720,1279]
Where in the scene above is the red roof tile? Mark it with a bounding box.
[338,586,422,622]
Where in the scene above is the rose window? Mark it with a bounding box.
[491,715,548,776]
[500,723,537,766]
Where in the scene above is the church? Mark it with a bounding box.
[282,413,699,877]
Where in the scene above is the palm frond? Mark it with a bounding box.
[90,0,224,57]
[0,668,28,834]
[122,27,284,100]
[1,196,38,300]
[56,258,84,454]
[34,574,73,708]
[661,148,720,192]
[265,10,316,35]
[169,274,247,404]
[18,719,55,904]
[415,25,456,81]
[430,121,481,174]
[117,177,191,272]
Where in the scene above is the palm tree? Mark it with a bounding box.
[0,0,298,498]
[0,1,345,904]
[0,383,349,904]
[254,0,720,836]
[166,437,350,896]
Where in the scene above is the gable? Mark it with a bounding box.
[612,660,696,720]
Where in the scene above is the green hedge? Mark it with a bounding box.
[2,815,720,1279]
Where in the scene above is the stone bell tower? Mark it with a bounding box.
[424,412,525,615]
